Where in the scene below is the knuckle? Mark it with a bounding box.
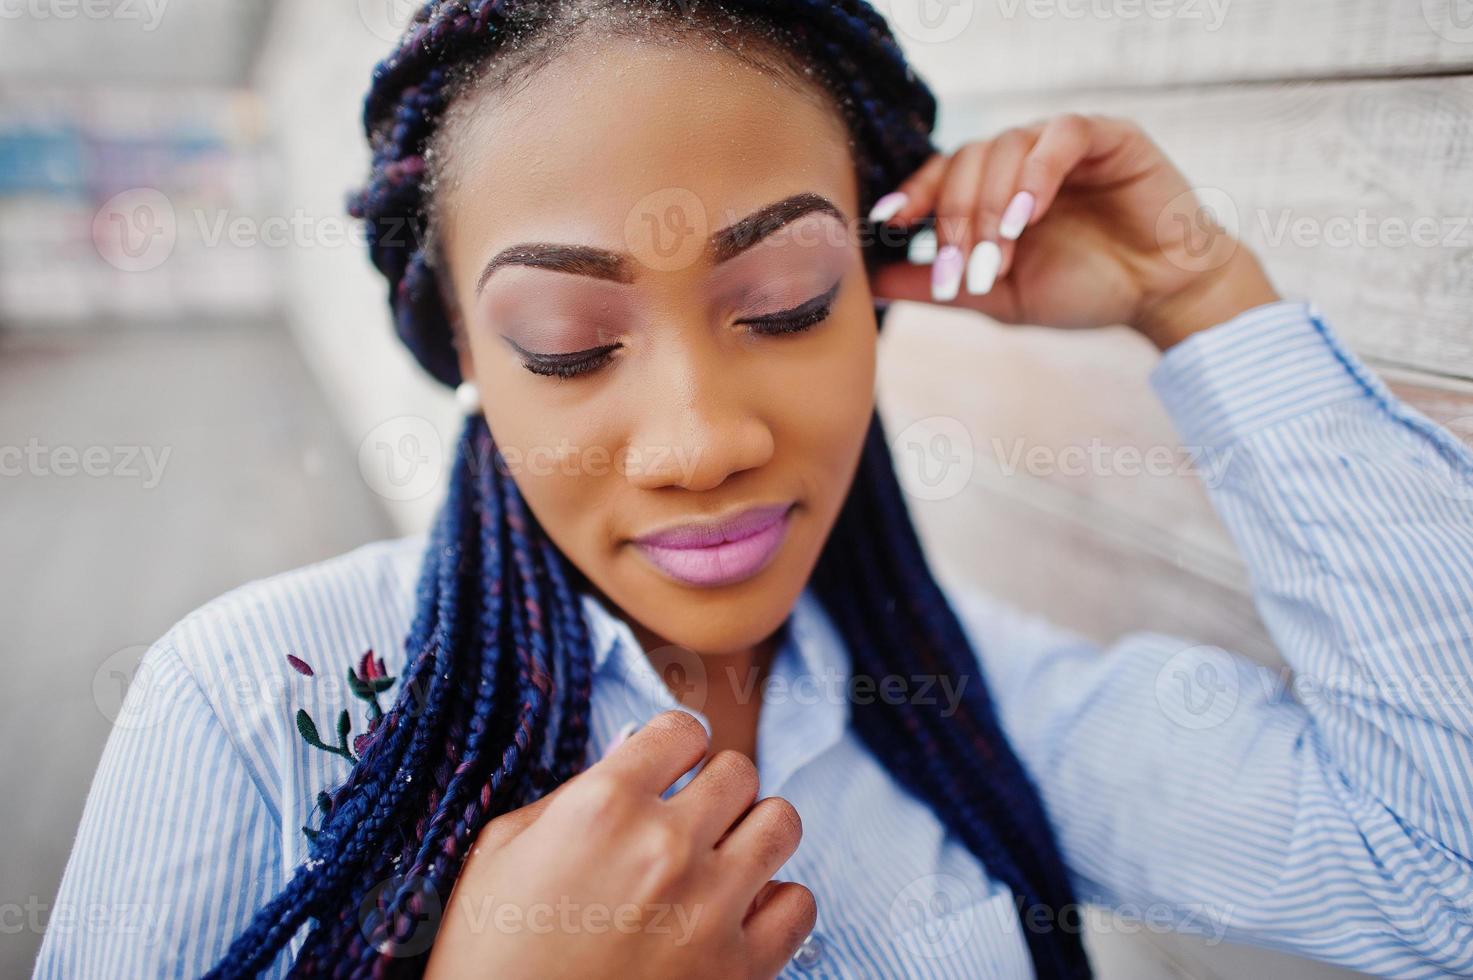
[994,128,1031,154]
[1020,154,1061,185]
[791,883,818,930]
[652,708,709,751]
[778,884,819,946]
[763,797,803,844]
[639,821,696,889]
[710,749,759,795]
[748,798,803,866]
[568,771,630,822]
[1054,112,1089,135]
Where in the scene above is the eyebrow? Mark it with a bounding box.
[474,191,848,295]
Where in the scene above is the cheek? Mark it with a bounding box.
[779,300,878,476]
[475,356,625,557]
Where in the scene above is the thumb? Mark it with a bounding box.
[470,774,577,856]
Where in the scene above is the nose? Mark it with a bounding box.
[623,341,775,493]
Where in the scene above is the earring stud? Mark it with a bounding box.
[455,380,480,415]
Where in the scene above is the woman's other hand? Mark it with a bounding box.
[867,113,1280,350]
[425,709,815,979]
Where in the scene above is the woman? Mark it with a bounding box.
[36,0,1473,977]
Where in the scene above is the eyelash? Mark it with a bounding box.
[510,279,841,379]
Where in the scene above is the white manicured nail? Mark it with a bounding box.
[907,226,937,264]
[966,241,1002,295]
[998,191,1035,241]
[868,191,909,223]
[932,245,964,302]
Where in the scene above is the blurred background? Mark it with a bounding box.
[5,1,1473,976]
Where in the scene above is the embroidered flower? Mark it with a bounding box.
[287,650,399,846]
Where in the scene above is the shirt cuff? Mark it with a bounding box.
[1147,299,1375,448]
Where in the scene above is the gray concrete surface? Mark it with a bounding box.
[0,320,395,974]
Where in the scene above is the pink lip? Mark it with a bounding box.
[632,502,795,587]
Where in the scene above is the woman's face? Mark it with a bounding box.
[435,35,877,656]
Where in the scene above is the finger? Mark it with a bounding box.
[968,128,1034,289]
[933,142,987,254]
[716,796,804,909]
[592,708,710,797]
[1012,113,1103,229]
[928,143,989,303]
[469,774,578,857]
[745,882,818,979]
[868,260,1023,323]
[670,749,760,846]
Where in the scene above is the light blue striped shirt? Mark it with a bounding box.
[34,300,1473,978]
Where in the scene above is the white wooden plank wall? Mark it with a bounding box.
[883,3,1471,977]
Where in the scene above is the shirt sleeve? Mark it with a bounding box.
[32,637,292,979]
[948,299,1473,977]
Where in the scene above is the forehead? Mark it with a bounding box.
[434,34,859,266]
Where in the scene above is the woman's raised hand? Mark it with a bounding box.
[425,709,815,980]
[868,113,1280,351]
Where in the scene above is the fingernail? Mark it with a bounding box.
[604,720,639,758]
[931,245,964,302]
[998,191,1035,241]
[966,241,1002,295]
[907,226,937,264]
[868,191,908,223]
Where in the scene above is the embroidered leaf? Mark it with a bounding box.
[317,791,333,814]
[369,677,395,693]
[296,709,321,745]
[285,654,314,676]
[337,709,351,740]
[347,665,372,700]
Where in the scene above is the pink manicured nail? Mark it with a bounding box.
[999,191,1036,240]
[868,191,908,223]
[931,244,964,302]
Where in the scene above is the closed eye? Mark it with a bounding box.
[503,336,622,379]
[738,279,842,336]
[504,278,842,379]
